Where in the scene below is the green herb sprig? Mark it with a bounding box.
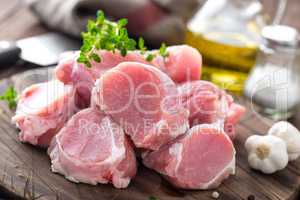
[138,37,147,55]
[159,43,169,58]
[144,42,169,62]
[0,86,17,109]
[149,196,159,200]
[78,10,169,68]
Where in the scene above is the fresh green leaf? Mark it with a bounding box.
[77,55,86,63]
[77,10,169,68]
[138,37,144,49]
[145,53,154,62]
[96,10,105,23]
[0,86,17,109]
[118,18,128,27]
[120,48,127,57]
[149,196,159,200]
[91,53,101,63]
[138,37,147,54]
[159,43,169,58]
[84,61,92,68]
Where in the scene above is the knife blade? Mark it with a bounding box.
[0,33,81,67]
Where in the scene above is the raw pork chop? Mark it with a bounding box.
[93,62,189,150]
[48,107,137,188]
[178,80,245,139]
[55,45,202,107]
[12,80,76,147]
[143,124,236,189]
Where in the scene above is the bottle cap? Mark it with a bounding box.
[262,25,299,47]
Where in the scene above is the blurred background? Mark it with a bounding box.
[2,0,300,41]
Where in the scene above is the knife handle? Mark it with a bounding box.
[0,41,21,66]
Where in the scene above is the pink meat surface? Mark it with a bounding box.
[48,107,137,188]
[12,80,76,147]
[178,80,230,125]
[224,103,246,139]
[143,124,236,189]
[93,62,189,150]
[177,80,245,139]
[55,45,202,107]
[156,45,202,82]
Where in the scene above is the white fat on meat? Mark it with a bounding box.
[92,62,189,150]
[12,79,76,147]
[142,124,236,190]
[48,107,137,188]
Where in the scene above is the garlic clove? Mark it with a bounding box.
[245,135,288,174]
[268,121,300,161]
[268,141,289,171]
[260,159,279,174]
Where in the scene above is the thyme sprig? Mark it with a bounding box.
[78,10,168,67]
[0,86,17,109]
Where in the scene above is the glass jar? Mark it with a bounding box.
[244,25,300,120]
[185,0,287,94]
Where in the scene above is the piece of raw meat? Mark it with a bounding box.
[154,45,202,82]
[93,62,189,150]
[177,80,230,126]
[142,124,236,189]
[177,80,245,139]
[48,107,137,188]
[55,45,202,107]
[12,79,76,147]
[224,103,246,139]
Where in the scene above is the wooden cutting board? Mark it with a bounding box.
[0,68,299,200]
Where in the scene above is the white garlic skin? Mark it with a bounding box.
[268,121,300,161]
[245,135,288,174]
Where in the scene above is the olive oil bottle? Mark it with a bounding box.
[185,0,267,94]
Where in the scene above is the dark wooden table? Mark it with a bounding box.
[0,0,300,199]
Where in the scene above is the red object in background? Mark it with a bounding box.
[126,1,167,34]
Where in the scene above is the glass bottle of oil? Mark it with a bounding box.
[185,0,287,94]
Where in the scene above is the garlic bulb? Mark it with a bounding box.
[268,121,300,161]
[245,135,288,174]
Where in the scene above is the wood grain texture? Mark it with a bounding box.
[0,0,300,199]
[0,68,299,200]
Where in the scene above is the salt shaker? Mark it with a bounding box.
[244,25,300,120]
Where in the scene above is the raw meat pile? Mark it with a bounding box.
[12,45,245,189]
